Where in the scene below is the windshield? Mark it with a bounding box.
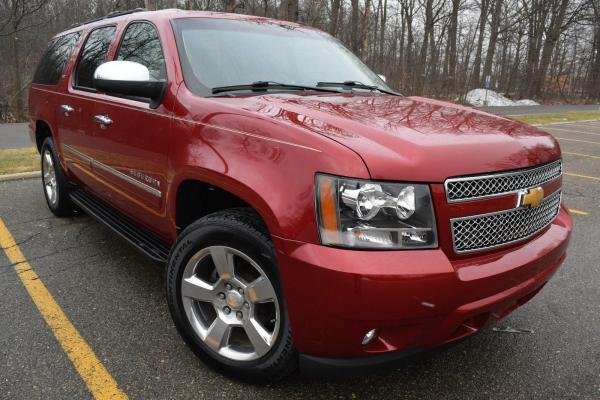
[172,18,392,96]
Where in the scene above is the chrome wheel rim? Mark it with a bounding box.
[42,150,58,207]
[181,246,280,361]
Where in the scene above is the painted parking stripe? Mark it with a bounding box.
[0,218,128,400]
[569,208,590,216]
[564,172,600,181]
[563,151,600,159]
[556,137,600,145]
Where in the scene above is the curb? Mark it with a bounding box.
[0,171,41,182]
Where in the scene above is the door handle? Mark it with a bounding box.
[94,114,112,127]
[60,104,74,115]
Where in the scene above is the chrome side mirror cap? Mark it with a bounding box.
[94,60,150,81]
[93,61,166,109]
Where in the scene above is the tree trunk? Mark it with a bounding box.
[481,0,503,86]
[280,0,299,21]
[224,0,236,13]
[378,0,387,71]
[533,0,570,98]
[471,0,489,88]
[445,0,460,95]
[350,0,360,52]
[329,0,342,36]
[360,0,372,59]
[10,30,24,121]
[415,0,433,95]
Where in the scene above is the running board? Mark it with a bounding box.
[70,189,170,263]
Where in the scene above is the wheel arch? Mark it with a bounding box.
[170,172,283,239]
[34,119,54,152]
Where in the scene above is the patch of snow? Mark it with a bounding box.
[466,88,538,107]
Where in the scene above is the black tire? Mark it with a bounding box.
[40,137,77,217]
[166,208,297,383]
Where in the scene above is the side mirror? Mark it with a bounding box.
[93,61,166,109]
[378,74,387,83]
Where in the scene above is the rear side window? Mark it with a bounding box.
[117,22,166,80]
[33,32,80,85]
[74,26,116,89]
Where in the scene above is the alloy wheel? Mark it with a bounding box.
[42,149,58,207]
[180,246,280,361]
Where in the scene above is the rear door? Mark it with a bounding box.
[30,32,82,167]
[87,21,172,237]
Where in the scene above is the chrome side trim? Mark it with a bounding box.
[63,143,92,163]
[444,160,563,203]
[62,144,161,198]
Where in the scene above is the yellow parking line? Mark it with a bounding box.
[568,208,590,216]
[564,172,600,181]
[0,218,127,400]
[546,126,600,136]
[563,151,600,159]
[556,137,600,145]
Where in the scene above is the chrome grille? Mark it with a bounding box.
[451,190,561,253]
[445,160,562,202]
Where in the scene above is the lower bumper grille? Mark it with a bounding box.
[451,190,561,253]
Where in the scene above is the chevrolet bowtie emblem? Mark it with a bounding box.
[518,187,545,208]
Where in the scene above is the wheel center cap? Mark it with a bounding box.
[226,291,243,309]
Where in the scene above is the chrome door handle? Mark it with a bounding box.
[94,114,112,126]
[60,104,74,114]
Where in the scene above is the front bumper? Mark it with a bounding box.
[273,205,572,367]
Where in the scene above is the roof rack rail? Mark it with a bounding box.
[70,8,146,29]
[104,8,146,19]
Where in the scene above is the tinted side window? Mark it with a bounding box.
[33,33,80,85]
[117,22,166,80]
[75,26,116,89]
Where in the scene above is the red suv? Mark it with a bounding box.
[28,9,572,382]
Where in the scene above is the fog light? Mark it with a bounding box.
[361,328,378,345]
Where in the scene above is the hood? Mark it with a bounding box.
[214,93,561,182]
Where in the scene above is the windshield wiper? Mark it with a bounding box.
[212,81,342,95]
[316,81,399,96]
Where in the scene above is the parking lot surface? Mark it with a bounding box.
[1,120,599,399]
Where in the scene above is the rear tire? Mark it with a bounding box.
[166,208,297,383]
[40,138,76,217]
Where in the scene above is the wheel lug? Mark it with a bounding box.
[223,306,231,315]
[244,302,250,309]
[237,288,243,295]
[225,283,232,290]
[236,311,243,319]
[218,292,225,300]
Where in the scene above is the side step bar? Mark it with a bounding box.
[70,189,170,263]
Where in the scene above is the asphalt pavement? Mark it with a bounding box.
[0,120,599,399]
[0,123,30,149]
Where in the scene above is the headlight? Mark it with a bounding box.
[315,174,438,249]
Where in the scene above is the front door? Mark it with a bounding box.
[86,21,172,238]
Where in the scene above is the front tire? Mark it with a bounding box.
[40,138,76,217]
[166,209,297,383]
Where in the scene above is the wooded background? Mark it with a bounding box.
[1,0,599,122]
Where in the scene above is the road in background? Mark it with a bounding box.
[0,123,30,149]
[0,120,599,399]
[479,104,600,116]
